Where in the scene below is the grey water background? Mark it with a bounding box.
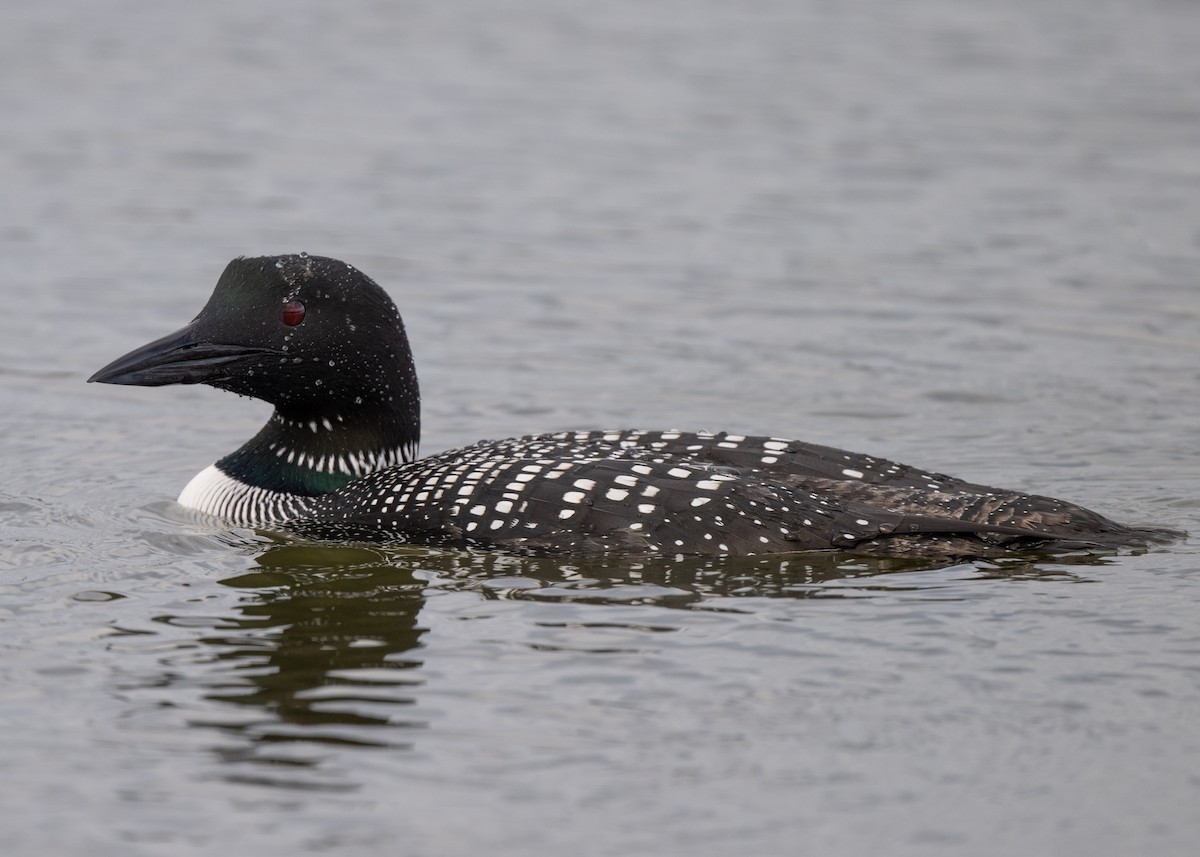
[2,0,1199,854]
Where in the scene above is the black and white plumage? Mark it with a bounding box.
[89,254,1179,558]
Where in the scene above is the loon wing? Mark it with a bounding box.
[513,430,1175,550]
[289,450,1104,556]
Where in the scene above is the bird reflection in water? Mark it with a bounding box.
[179,539,1111,788]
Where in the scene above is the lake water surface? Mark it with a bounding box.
[2,1,1199,855]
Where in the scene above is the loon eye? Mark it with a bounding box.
[281,300,306,326]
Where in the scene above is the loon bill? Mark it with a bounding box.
[89,253,1180,558]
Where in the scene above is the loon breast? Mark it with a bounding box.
[177,464,309,526]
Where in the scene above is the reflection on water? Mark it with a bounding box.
[146,539,1121,788]
[435,545,1111,602]
[163,546,428,789]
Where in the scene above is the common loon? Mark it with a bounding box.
[89,253,1177,558]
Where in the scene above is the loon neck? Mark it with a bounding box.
[216,402,419,497]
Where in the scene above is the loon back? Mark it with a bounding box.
[89,253,1180,558]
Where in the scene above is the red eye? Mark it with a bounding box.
[281,300,306,326]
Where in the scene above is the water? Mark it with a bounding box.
[2,1,1199,854]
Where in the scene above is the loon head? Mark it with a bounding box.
[90,253,419,416]
[90,254,421,509]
